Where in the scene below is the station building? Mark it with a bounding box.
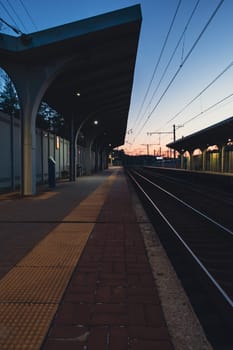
[167,116,233,173]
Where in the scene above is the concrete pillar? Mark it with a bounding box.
[202,148,207,171]
[180,151,185,169]
[220,145,226,173]
[103,149,109,169]
[69,115,76,181]
[18,81,43,195]
[73,112,98,178]
[94,147,99,172]
[21,109,36,194]
[2,66,48,194]
[83,140,94,175]
[40,130,44,184]
[3,58,72,195]
[186,150,192,170]
[180,153,184,169]
[99,150,103,170]
[10,114,15,190]
[224,148,230,172]
[96,147,105,171]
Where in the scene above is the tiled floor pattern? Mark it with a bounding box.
[42,173,174,350]
[0,174,116,350]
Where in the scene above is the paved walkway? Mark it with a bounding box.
[0,167,174,350]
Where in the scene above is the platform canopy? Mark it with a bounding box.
[0,5,142,148]
[167,116,233,152]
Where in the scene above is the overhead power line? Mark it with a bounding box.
[0,0,22,34]
[165,60,233,126]
[183,92,233,126]
[132,0,182,128]
[5,0,28,32]
[144,0,201,119]
[132,0,225,144]
[18,0,38,31]
[0,0,38,35]
[134,0,200,134]
[0,16,22,35]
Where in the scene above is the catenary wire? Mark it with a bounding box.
[160,93,233,146]
[131,0,182,129]
[18,0,38,31]
[145,60,233,146]
[133,0,200,134]
[5,0,28,33]
[164,60,233,126]
[0,16,21,34]
[132,0,225,145]
[183,92,233,127]
[143,0,200,120]
[0,0,22,33]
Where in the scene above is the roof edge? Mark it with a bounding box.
[167,115,233,149]
[0,5,142,53]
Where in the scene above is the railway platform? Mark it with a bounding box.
[0,167,211,350]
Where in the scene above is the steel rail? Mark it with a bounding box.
[134,170,233,237]
[128,170,233,309]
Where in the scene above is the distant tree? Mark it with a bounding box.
[0,74,20,116]
[0,71,66,135]
[36,102,51,130]
[51,112,65,136]
[37,102,65,136]
[0,68,5,90]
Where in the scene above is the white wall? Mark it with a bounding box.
[0,111,70,190]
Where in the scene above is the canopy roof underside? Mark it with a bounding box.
[0,5,142,148]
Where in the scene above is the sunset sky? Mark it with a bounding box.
[1,0,232,155]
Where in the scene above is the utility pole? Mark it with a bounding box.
[141,144,157,156]
[147,131,173,157]
[173,124,176,159]
[140,144,147,155]
[173,124,184,158]
[148,125,183,159]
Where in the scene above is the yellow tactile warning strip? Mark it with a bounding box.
[0,267,77,303]
[0,304,58,350]
[18,224,94,268]
[0,191,58,201]
[31,192,58,200]
[64,182,114,222]
[0,172,117,350]
[0,192,19,200]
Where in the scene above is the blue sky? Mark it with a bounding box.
[1,0,233,155]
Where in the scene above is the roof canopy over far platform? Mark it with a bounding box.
[167,116,233,152]
[0,5,142,148]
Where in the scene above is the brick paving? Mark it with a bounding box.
[42,170,174,350]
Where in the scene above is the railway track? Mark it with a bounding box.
[127,167,233,350]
